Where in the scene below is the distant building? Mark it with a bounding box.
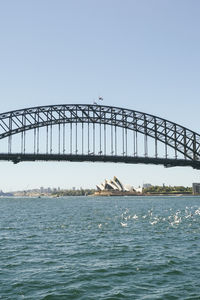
[135,186,143,193]
[192,183,200,195]
[124,184,135,192]
[96,176,133,192]
[143,183,152,189]
[0,190,13,196]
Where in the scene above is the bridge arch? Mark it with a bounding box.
[0,104,200,168]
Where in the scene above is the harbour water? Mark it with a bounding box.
[1,196,200,299]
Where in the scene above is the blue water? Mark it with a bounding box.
[1,196,200,299]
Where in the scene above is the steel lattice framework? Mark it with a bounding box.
[0,104,200,169]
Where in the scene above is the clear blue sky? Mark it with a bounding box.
[0,0,200,191]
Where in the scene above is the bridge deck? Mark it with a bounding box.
[0,153,200,169]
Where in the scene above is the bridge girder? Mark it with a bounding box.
[0,153,200,169]
[0,104,200,165]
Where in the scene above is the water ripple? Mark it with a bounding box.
[0,196,200,299]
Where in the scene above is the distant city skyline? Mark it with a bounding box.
[0,0,200,191]
[0,172,196,193]
[0,181,194,195]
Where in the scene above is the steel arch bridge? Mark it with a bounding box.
[0,104,200,169]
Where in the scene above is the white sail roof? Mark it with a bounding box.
[96,176,128,192]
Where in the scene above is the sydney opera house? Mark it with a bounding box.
[95,176,137,196]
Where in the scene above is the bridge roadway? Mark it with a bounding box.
[0,153,200,169]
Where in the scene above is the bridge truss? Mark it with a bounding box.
[0,104,200,169]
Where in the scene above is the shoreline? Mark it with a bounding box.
[92,191,194,197]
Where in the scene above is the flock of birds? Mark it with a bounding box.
[97,206,200,229]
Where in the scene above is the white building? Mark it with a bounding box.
[135,186,143,193]
[96,176,133,192]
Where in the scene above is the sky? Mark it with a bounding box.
[0,0,200,191]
